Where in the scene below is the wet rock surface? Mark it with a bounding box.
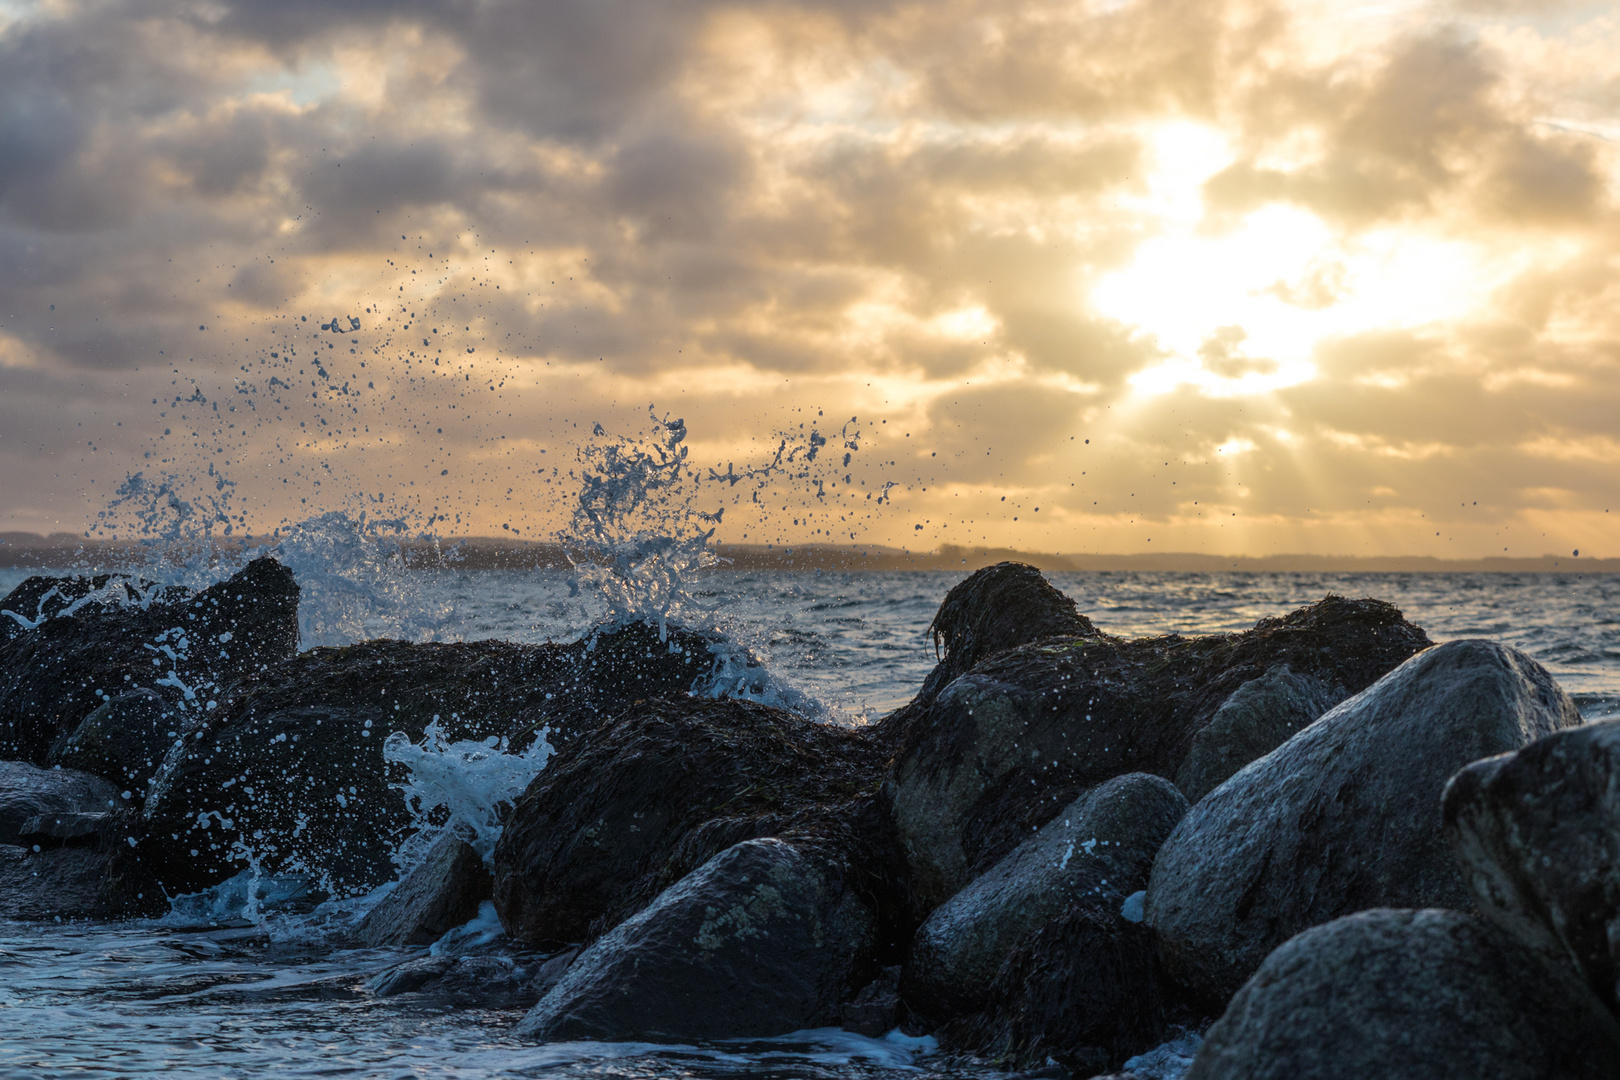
[368,954,545,1010]
[0,558,300,764]
[902,773,1187,1018]
[954,905,1181,1076]
[50,687,183,794]
[1185,908,1620,1080]
[887,592,1430,914]
[492,694,890,948]
[1443,716,1620,1012]
[1172,664,1340,803]
[1147,639,1584,1004]
[354,834,492,948]
[140,620,725,897]
[514,838,874,1043]
[0,760,120,844]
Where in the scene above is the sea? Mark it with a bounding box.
[2,561,1617,1080]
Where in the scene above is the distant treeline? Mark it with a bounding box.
[1,532,1615,575]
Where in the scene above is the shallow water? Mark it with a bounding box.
[1,566,1616,1078]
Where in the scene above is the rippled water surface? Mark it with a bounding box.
[1,566,1616,1078]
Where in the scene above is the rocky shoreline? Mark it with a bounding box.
[3,559,1619,1077]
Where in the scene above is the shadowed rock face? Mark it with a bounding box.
[0,760,119,844]
[902,773,1187,1019]
[0,558,300,764]
[1147,639,1584,1005]
[1443,717,1620,1014]
[139,621,729,898]
[1185,909,1620,1080]
[514,838,874,1043]
[951,905,1179,1076]
[353,834,492,948]
[1173,664,1341,803]
[492,694,892,949]
[889,594,1430,915]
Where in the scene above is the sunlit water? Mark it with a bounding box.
[2,566,1617,1079]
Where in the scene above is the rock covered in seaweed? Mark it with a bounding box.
[139,620,727,897]
[514,838,874,1042]
[1184,908,1620,1080]
[0,557,299,764]
[50,687,184,794]
[1442,716,1620,1013]
[1147,639,1583,1005]
[491,693,893,948]
[888,590,1430,914]
[901,772,1187,1018]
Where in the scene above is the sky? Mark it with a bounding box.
[0,0,1616,557]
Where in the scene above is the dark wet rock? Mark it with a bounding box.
[50,687,184,794]
[903,773,1187,1018]
[139,621,726,897]
[841,965,902,1037]
[1184,908,1620,1080]
[354,834,492,948]
[889,595,1429,915]
[0,557,299,765]
[19,810,111,842]
[1147,640,1583,1005]
[492,694,889,948]
[0,760,120,845]
[0,845,113,918]
[952,906,1181,1076]
[514,838,874,1042]
[0,573,186,645]
[1443,716,1620,1012]
[368,954,543,1009]
[1172,665,1340,803]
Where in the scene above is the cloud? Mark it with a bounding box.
[0,0,1615,557]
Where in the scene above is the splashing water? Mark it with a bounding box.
[274,510,457,648]
[383,721,555,869]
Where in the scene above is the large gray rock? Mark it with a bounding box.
[1185,908,1620,1080]
[1443,717,1620,1012]
[1147,640,1582,1004]
[1173,665,1340,803]
[886,596,1430,915]
[903,773,1187,1017]
[0,760,119,845]
[515,838,874,1042]
[354,834,492,948]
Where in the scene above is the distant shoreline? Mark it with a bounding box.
[2,532,1613,574]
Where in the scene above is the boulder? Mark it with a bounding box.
[492,694,889,948]
[1172,665,1340,803]
[953,905,1179,1076]
[139,620,726,897]
[368,953,542,1009]
[354,834,492,948]
[0,557,299,764]
[50,687,183,794]
[903,773,1187,1017]
[0,845,115,919]
[1443,717,1620,1012]
[1147,640,1583,1004]
[1184,908,1620,1080]
[0,760,120,844]
[888,595,1429,914]
[514,838,874,1042]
